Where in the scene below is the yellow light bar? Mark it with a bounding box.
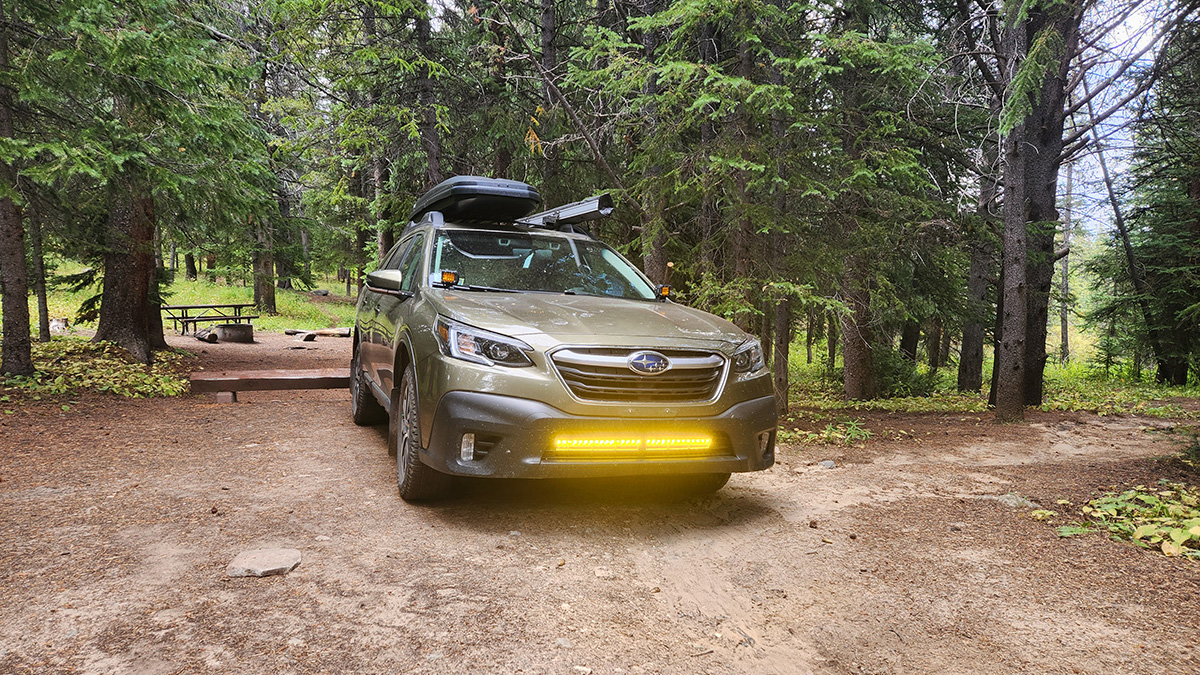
[552,435,713,451]
[646,437,712,449]
[554,438,640,449]
[441,270,460,285]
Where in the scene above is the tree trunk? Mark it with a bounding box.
[959,164,998,393]
[252,215,276,314]
[759,296,773,370]
[94,177,155,365]
[0,0,32,375]
[184,252,197,280]
[899,321,921,362]
[29,202,50,343]
[995,121,1029,421]
[826,310,838,380]
[1060,161,1072,363]
[773,298,791,415]
[805,309,814,364]
[1018,6,1084,407]
[841,267,876,399]
[540,0,559,193]
[927,317,943,370]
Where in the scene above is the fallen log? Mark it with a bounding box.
[284,327,351,337]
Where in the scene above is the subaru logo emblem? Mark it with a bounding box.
[628,351,670,376]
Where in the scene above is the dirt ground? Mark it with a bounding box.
[2,331,1198,674]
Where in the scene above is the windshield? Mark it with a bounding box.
[429,229,658,300]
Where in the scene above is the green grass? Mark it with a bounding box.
[159,277,357,332]
[4,265,358,334]
[783,342,1198,418]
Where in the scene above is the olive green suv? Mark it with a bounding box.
[351,176,776,500]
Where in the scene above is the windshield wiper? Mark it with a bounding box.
[454,284,521,293]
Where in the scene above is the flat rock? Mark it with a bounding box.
[227,548,302,577]
[818,460,836,469]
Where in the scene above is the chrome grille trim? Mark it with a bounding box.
[549,347,727,404]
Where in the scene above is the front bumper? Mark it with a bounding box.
[420,391,777,479]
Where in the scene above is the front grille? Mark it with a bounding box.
[551,348,726,403]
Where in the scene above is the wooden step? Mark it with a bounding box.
[190,368,350,397]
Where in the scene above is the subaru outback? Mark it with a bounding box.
[352,176,776,500]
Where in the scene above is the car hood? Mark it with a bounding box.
[432,290,747,349]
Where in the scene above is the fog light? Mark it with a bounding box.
[759,430,774,456]
[461,433,475,461]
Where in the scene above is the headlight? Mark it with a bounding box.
[436,318,534,367]
[731,338,765,373]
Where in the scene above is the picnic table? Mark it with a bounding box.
[161,303,259,334]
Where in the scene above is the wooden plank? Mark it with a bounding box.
[162,303,256,310]
[190,368,350,393]
[183,315,259,326]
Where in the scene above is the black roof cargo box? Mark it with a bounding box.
[409,176,541,223]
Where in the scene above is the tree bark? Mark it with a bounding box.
[184,252,197,280]
[1018,6,1084,406]
[805,309,814,364]
[773,298,791,415]
[252,214,276,314]
[0,0,32,375]
[899,321,920,362]
[959,159,998,392]
[995,121,1029,421]
[28,201,50,343]
[94,176,155,365]
[540,0,559,193]
[841,266,877,399]
[1059,161,1072,363]
[826,310,838,380]
[927,317,943,370]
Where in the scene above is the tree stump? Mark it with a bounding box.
[215,323,254,343]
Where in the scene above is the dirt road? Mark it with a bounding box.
[2,333,1198,674]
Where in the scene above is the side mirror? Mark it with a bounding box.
[366,269,405,292]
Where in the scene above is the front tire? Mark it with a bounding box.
[392,363,451,501]
[350,342,387,426]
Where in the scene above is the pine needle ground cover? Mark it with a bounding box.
[2,338,192,406]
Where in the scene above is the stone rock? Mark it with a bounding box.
[215,323,254,343]
[311,289,330,296]
[572,667,593,675]
[226,548,302,577]
[555,637,574,649]
[594,566,617,580]
[818,460,836,469]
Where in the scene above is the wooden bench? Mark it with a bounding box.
[190,368,350,402]
[162,303,259,334]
